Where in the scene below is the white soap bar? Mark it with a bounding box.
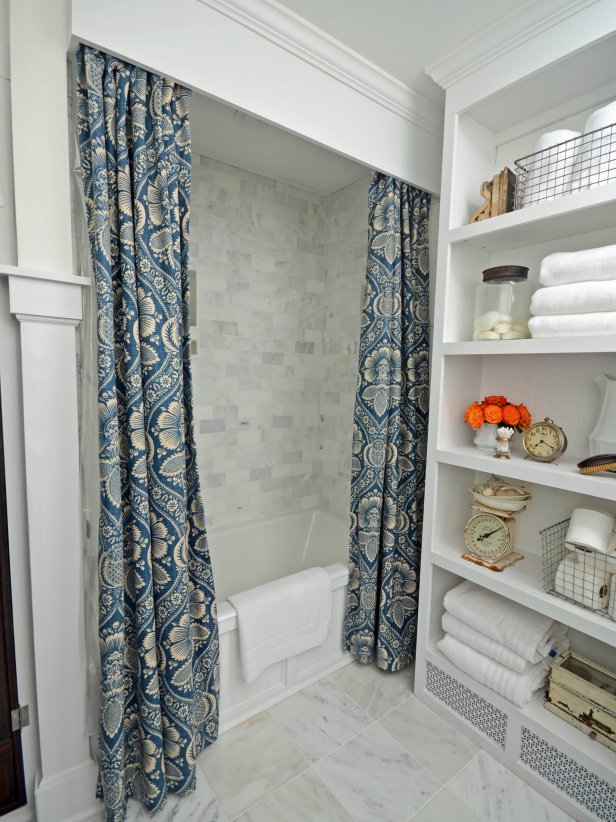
[479,331,500,340]
[494,322,513,334]
[502,331,525,340]
[474,311,501,332]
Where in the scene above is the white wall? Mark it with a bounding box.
[0,0,40,806]
[69,0,443,196]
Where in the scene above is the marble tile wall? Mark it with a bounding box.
[319,175,371,518]
[190,155,370,529]
[190,155,326,529]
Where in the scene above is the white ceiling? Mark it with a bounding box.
[191,0,514,194]
[190,93,368,195]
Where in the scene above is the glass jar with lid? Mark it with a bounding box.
[473,265,534,341]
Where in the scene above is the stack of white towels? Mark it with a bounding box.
[529,244,616,338]
[437,581,569,707]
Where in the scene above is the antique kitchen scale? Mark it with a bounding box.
[463,476,532,571]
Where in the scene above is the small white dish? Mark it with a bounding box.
[469,487,531,512]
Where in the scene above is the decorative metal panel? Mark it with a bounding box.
[425,660,507,748]
[520,727,616,821]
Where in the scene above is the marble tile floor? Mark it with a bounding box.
[126,661,574,822]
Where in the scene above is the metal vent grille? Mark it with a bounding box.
[520,728,616,821]
[425,660,507,748]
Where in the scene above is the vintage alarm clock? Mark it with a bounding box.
[463,501,525,570]
[523,417,567,462]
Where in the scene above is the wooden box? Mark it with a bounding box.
[545,651,616,752]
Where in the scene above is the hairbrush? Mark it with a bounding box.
[577,454,616,474]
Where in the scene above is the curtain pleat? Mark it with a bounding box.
[76,45,219,821]
[344,173,431,671]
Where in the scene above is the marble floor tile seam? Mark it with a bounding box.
[403,751,483,821]
[323,667,415,723]
[222,707,413,820]
[375,706,480,788]
[196,760,232,821]
[228,765,360,822]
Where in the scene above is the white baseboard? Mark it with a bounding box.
[35,760,102,822]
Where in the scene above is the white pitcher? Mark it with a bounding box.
[589,374,616,455]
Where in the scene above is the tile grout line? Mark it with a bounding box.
[228,715,314,820]
[195,756,233,822]
[216,668,416,822]
[403,749,483,821]
[227,673,411,821]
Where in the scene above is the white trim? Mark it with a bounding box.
[15,314,80,327]
[0,264,91,287]
[426,0,599,90]
[197,0,443,137]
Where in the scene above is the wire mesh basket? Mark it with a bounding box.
[514,122,616,209]
[541,518,616,621]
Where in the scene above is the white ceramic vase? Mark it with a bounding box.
[589,374,616,455]
[473,424,498,452]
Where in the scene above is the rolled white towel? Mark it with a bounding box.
[539,244,616,286]
[554,553,612,611]
[443,581,565,664]
[529,311,616,337]
[522,129,580,206]
[569,101,616,193]
[438,634,549,707]
[531,279,616,316]
[441,612,568,673]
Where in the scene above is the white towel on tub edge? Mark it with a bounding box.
[228,566,331,683]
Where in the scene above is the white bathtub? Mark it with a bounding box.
[209,508,351,731]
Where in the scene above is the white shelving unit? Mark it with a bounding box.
[416,12,616,822]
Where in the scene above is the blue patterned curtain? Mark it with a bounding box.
[76,46,219,820]
[344,174,431,672]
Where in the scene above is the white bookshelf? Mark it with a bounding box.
[417,14,616,822]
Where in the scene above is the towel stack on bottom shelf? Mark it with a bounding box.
[437,580,569,707]
[529,244,616,338]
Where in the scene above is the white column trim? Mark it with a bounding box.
[4,268,101,822]
[15,314,80,327]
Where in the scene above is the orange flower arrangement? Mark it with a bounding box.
[464,395,531,433]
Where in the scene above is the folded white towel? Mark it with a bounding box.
[529,311,616,337]
[531,279,616,316]
[539,244,616,286]
[441,612,568,673]
[443,580,565,664]
[228,567,331,683]
[438,634,549,707]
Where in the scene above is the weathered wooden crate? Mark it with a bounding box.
[545,651,616,752]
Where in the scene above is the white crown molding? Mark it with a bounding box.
[426,0,600,90]
[197,0,443,136]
